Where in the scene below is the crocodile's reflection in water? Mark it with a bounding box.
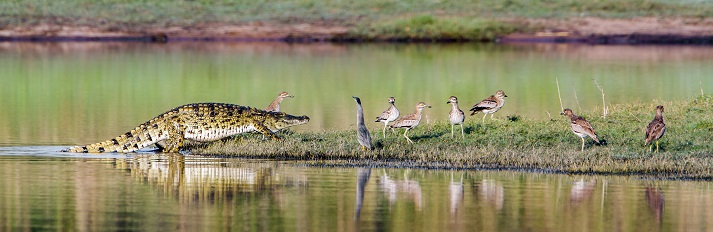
[118,154,308,203]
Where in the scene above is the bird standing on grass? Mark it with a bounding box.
[353,96,373,150]
[265,91,294,112]
[447,96,465,138]
[390,102,431,144]
[561,108,600,151]
[375,97,400,138]
[645,105,666,153]
[469,90,507,123]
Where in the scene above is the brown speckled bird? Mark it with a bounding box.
[265,91,294,112]
[390,102,431,144]
[375,97,400,138]
[645,105,666,153]
[447,96,465,138]
[469,90,507,123]
[561,108,600,151]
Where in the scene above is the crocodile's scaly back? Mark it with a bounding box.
[63,103,310,153]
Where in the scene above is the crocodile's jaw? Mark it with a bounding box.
[268,113,310,131]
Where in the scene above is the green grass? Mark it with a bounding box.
[348,15,518,42]
[189,95,713,179]
[1,0,713,41]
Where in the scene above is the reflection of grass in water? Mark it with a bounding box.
[190,96,713,179]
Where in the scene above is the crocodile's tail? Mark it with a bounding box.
[63,122,168,153]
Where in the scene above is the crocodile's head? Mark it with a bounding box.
[266,112,310,131]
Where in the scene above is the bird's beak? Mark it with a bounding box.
[427,105,432,108]
[446,101,450,104]
[504,95,508,97]
[559,112,564,115]
[288,95,294,98]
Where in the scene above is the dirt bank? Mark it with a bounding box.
[0,22,350,42]
[501,17,713,44]
[3,17,713,44]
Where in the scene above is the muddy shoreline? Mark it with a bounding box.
[4,33,713,45]
[3,17,713,44]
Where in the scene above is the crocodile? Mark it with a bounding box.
[63,103,310,153]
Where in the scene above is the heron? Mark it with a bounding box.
[353,96,373,150]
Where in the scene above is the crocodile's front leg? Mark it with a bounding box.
[253,120,281,140]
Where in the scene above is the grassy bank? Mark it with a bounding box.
[2,0,713,41]
[189,95,713,179]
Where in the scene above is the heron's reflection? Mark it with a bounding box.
[379,170,423,210]
[355,168,371,220]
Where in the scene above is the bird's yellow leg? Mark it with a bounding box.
[460,124,464,139]
[404,129,414,144]
[655,141,659,153]
[581,137,585,152]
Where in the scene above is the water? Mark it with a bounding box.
[2,42,713,231]
[1,148,713,231]
[1,42,713,146]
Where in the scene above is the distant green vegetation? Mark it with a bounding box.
[349,15,518,42]
[190,95,713,180]
[1,0,712,41]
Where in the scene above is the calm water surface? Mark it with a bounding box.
[2,43,713,231]
[1,42,713,145]
[1,148,713,231]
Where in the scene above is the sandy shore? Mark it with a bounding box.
[2,17,713,44]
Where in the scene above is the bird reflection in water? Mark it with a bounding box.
[355,168,371,220]
[449,173,464,216]
[379,170,423,210]
[479,179,504,211]
[645,186,665,226]
[570,179,597,207]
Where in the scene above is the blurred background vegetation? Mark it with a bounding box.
[1,0,713,40]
